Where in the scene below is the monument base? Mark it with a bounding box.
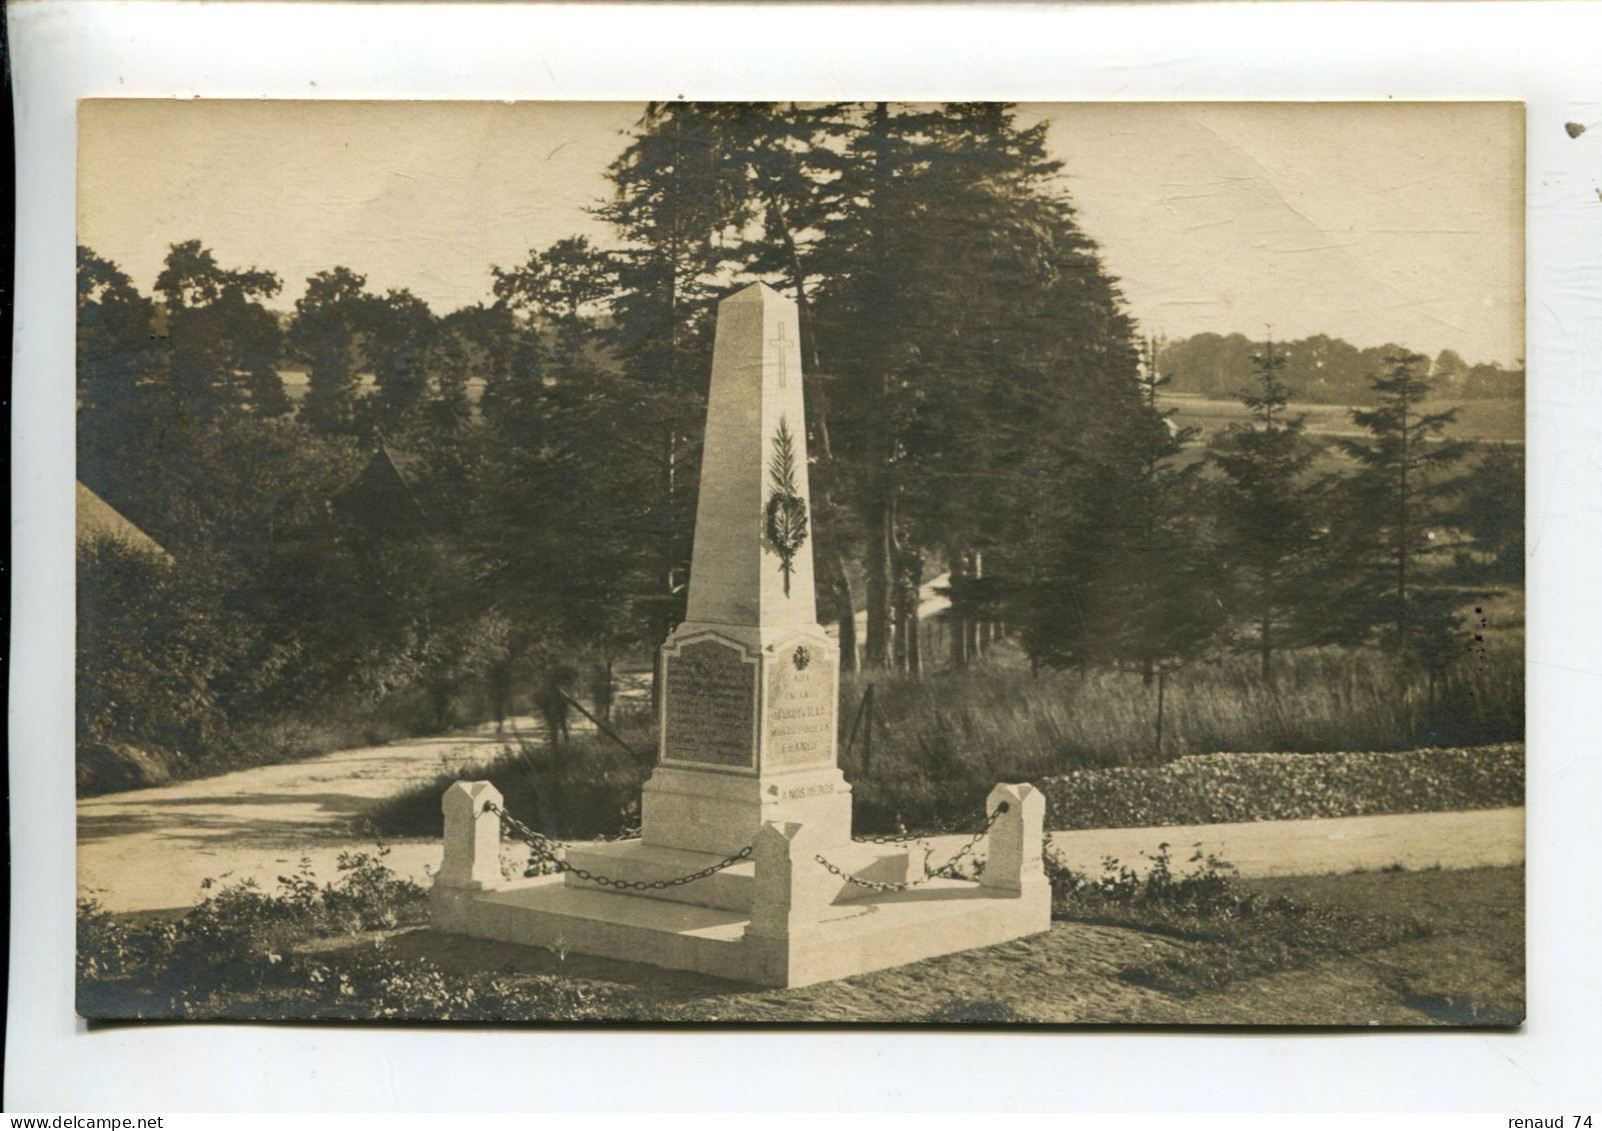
[431,874,1051,989]
[640,764,853,856]
[431,781,1053,990]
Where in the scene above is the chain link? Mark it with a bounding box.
[484,801,752,891]
[815,801,1010,892]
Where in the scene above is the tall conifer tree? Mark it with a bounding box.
[1338,350,1471,654]
[1209,338,1323,680]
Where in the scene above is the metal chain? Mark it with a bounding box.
[815,801,1010,892]
[853,828,930,845]
[484,801,752,891]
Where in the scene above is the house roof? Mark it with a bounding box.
[77,481,173,562]
[332,443,429,532]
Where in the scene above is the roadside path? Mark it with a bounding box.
[77,718,544,913]
[78,725,1525,913]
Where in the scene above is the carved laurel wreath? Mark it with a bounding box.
[764,415,809,596]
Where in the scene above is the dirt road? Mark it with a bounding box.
[77,720,535,912]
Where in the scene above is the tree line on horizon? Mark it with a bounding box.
[1156,332,1522,406]
[75,102,1525,783]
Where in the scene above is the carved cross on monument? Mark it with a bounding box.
[769,322,790,388]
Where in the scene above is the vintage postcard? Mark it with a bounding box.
[74,99,1524,1025]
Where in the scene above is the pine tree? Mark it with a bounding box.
[1457,443,1524,582]
[1338,350,1471,653]
[805,102,1141,670]
[1209,338,1324,680]
[1016,337,1218,678]
[596,103,752,696]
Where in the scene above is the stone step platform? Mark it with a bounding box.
[562,839,915,912]
[432,876,748,979]
[435,780,1053,988]
[431,871,1051,988]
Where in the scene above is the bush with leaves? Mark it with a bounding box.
[81,846,426,995]
[77,897,138,983]
[298,951,601,1022]
[77,846,611,1021]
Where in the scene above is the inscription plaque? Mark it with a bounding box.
[766,642,837,769]
[664,639,757,768]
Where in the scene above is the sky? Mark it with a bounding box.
[79,100,1524,367]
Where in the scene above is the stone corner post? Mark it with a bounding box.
[437,781,503,890]
[980,782,1046,894]
[747,820,834,941]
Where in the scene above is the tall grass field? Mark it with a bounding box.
[371,631,1523,840]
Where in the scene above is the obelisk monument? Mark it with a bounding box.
[433,281,1050,988]
[642,283,852,856]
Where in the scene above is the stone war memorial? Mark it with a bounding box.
[431,282,1050,987]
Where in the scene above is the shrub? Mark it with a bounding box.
[82,845,428,1005]
[77,896,137,982]
[299,951,602,1021]
[77,848,610,1021]
[76,537,239,784]
[1045,840,1243,921]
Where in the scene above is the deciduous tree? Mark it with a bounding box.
[289,267,372,434]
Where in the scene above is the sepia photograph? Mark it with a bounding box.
[72,98,1526,1026]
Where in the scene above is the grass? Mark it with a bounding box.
[1045,843,1432,999]
[1240,868,1526,1024]
[366,712,655,841]
[841,635,1521,833]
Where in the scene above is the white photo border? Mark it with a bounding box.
[9,0,1601,1113]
